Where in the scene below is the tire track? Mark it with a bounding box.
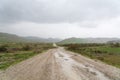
[54,49,111,80]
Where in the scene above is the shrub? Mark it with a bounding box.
[6,48,21,53]
[97,56,104,61]
[33,49,42,53]
[110,43,120,47]
[22,45,31,51]
[0,45,7,52]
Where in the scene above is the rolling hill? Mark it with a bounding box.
[0,32,61,43]
[59,37,120,44]
[1,32,119,44]
[25,37,61,43]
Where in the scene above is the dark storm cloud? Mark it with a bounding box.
[0,0,120,24]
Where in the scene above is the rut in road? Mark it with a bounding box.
[0,48,120,80]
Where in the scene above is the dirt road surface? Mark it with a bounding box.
[0,48,120,80]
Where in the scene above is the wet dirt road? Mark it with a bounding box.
[0,48,120,80]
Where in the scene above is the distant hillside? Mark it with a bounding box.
[0,32,26,42]
[0,32,61,43]
[107,40,120,43]
[58,37,87,44]
[59,37,120,44]
[25,37,61,43]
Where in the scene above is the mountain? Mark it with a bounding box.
[59,37,120,44]
[25,37,61,43]
[107,40,120,43]
[0,32,26,42]
[1,32,119,44]
[0,32,61,43]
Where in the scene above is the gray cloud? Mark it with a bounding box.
[0,0,120,24]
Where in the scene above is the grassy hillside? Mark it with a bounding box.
[25,37,61,43]
[58,38,87,44]
[59,37,120,44]
[0,32,26,43]
[0,32,61,43]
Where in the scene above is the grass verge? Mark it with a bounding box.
[62,44,120,68]
[0,43,54,70]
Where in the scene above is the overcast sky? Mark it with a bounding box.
[0,0,120,39]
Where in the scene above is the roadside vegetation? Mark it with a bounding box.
[62,43,120,68]
[0,43,54,70]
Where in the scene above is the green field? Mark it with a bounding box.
[95,46,120,53]
[0,43,54,70]
[63,43,120,68]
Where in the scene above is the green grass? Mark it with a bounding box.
[0,43,54,70]
[64,44,120,68]
[103,55,120,68]
[95,46,120,53]
[0,51,38,70]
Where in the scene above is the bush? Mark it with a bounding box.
[22,45,31,51]
[110,43,120,47]
[6,48,21,53]
[0,45,7,52]
[33,49,42,53]
[97,56,104,61]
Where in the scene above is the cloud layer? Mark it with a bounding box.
[0,0,120,38]
[0,0,120,24]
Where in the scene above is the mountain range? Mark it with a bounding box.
[58,37,120,44]
[0,32,61,43]
[0,32,120,44]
